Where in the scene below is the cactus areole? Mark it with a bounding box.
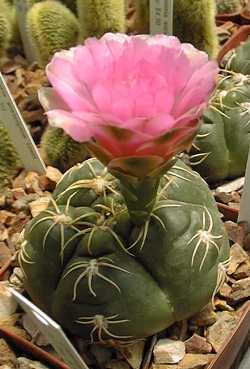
[21,34,229,342]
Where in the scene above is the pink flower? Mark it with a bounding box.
[39,33,218,176]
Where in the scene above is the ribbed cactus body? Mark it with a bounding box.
[26,0,80,66]
[41,127,88,172]
[0,0,13,54]
[0,122,20,189]
[77,0,125,39]
[226,37,250,75]
[21,158,229,340]
[190,74,250,182]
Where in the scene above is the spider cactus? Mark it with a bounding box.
[40,127,88,172]
[125,0,218,58]
[0,122,21,189]
[77,0,125,40]
[20,34,229,341]
[26,0,80,66]
[190,72,250,182]
[20,158,229,340]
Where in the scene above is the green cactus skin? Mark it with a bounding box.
[190,73,250,183]
[77,0,126,40]
[216,0,242,14]
[0,122,21,189]
[225,37,250,75]
[20,158,229,341]
[173,0,219,58]
[26,0,80,67]
[0,0,13,55]
[40,127,88,172]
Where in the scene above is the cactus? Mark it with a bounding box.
[77,0,126,40]
[0,0,14,55]
[26,0,80,66]
[40,127,88,172]
[225,37,250,75]
[20,157,229,340]
[0,122,21,189]
[216,0,243,14]
[190,72,250,182]
[125,0,218,58]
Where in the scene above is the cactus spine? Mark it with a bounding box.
[40,127,88,172]
[77,0,126,40]
[26,0,80,66]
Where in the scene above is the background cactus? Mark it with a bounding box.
[0,122,21,189]
[225,36,250,75]
[190,72,250,182]
[26,0,80,66]
[125,0,218,58]
[77,0,126,40]
[0,0,15,56]
[40,127,88,172]
[20,157,229,340]
[216,0,243,14]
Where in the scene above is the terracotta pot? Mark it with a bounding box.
[217,25,250,63]
[216,12,242,24]
[216,202,239,222]
[241,6,250,24]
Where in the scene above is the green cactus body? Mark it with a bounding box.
[216,0,242,14]
[20,158,229,341]
[190,73,250,182]
[173,0,219,58]
[77,0,125,40]
[0,0,14,54]
[26,0,80,66]
[0,122,21,189]
[41,127,88,172]
[225,37,250,75]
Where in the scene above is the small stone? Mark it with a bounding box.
[152,354,215,369]
[45,166,62,184]
[0,339,16,368]
[185,334,212,354]
[0,283,17,319]
[153,339,185,364]
[229,277,250,304]
[24,172,41,194]
[0,211,15,225]
[189,304,217,327]
[11,188,26,200]
[22,314,49,346]
[118,340,145,369]
[213,298,234,312]
[216,177,244,194]
[17,357,50,369]
[227,244,249,275]
[29,196,50,217]
[233,260,250,279]
[206,311,239,352]
[224,221,246,245]
[219,283,232,299]
[9,268,24,289]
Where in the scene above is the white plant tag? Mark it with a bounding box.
[238,149,250,228]
[14,0,36,63]
[149,0,174,35]
[0,73,46,174]
[9,288,90,369]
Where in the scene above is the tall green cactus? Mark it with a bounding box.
[190,73,250,182]
[0,122,21,189]
[26,0,80,66]
[20,157,229,340]
[40,127,88,172]
[77,0,126,40]
[0,0,14,55]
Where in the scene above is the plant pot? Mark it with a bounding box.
[216,12,242,24]
[207,302,250,369]
[217,25,250,63]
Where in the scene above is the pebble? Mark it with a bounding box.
[153,339,185,364]
[185,334,212,354]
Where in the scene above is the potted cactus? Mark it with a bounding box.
[18,34,230,342]
[216,0,244,22]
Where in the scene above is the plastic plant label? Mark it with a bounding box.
[149,0,174,35]
[14,0,36,63]
[9,288,90,369]
[0,73,46,174]
[238,149,250,228]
